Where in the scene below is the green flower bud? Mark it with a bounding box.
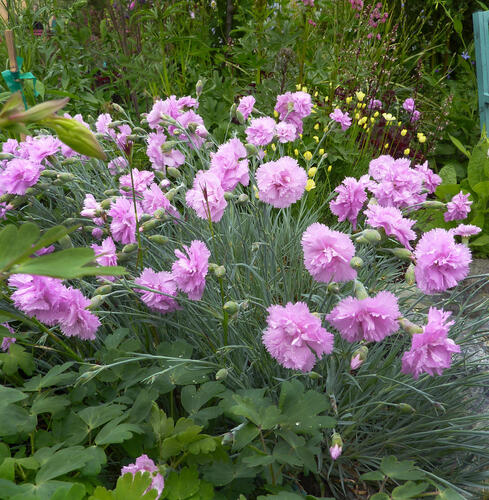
[111,103,125,114]
[208,263,218,272]
[308,371,323,380]
[57,172,75,182]
[40,169,58,178]
[132,127,146,135]
[139,214,153,223]
[187,122,198,133]
[59,235,73,249]
[245,143,259,156]
[350,256,363,269]
[361,228,382,244]
[7,97,69,123]
[215,368,228,380]
[142,219,160,232]
[0,194,14,203]
[223,301,239,314]
[224,191,235,201]
[161,141,178,152]
[354,280,369,300]
[100,198,114,210]
[405,263,415,285]
[89,294,106,309]
[103,189,119,197]
[388,247,413,260]
[214,265,226,277]
[10,196,27,208]
[94,284,112,296]
[236,110,245,125]
[167,167,181,178]
[420,200,445,209]
[25,187,37,196]
[165,189,177,202]
[122,243,139,253]
[107,120,125,129]
[230,103,237,120]
[0,152,14,160]
[148,235,169,245]
[398,403,416,414]
[196,79,204,97]
[399,318,423,335]
[237,193,249,204]
[331,432,343,448]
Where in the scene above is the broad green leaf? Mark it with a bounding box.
[0,384,27,406]
[435,184,460,201]
[0,223,40,272]
[380,456,426,481]
[232,422,260,451]
[161,467,200,500]
[35,446,93,483]
[470,234,489,247]
[472,181,489,199]
[231,394,282,430]
[392,481,429,499]
[78,404,126,431]
[0,344,35,376]
[449,134,470,158]
[90,471,157,500]
[12,247,125,279]
[0,403,37,437]
[31,395,70,415]
[257,493,304,499]
[370,494,390,500]
[50,483,86,500]
[181,382,225,415]
[435,488,465,500]
[359,471,385,481]
[23,362,76,391]
[468,139,489,190]
[439,164,457,185]
[95,419,143,445]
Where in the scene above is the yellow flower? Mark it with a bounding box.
[356,102,362,109]
[314,91,318,97]
[313,135,319,143]
[346,96,353,104]
[294,148,299,156]
[323,126,328,133]
[370,117,375,124]
[319,148,325,155]
[308,167,317,177]
[273,110,279,118]
[296,84,301,90]
[264,149,267,155]
[374,111,379,118]
[361,103,366,109]
[299,134,303,139]
[311,108,317,114]
[398,121,402,127]
[305,179,316,191]
[417,132,426,143]
[400,129,407,136]
[253,185,259,199]
[356,91,365,101]
[404,148,410,155]
[314,123,320,130]
[304,151,313,161]
[271,143,276,151]
[324,96,329,102]
[358,117,367,126]
[327,165,332,173]
[301,86,307,93]
[382,113,395,122]
[355,112,360,120]
[384,143,389,148]
[363,123,367,129]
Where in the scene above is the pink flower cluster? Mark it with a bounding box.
[274,90,313,136]
[95,113,132,150]
[329,175,370,229]
[402,98,421,122]
[209,138,249,191]
[329,109,352,131]
[146,132,185,171]
[444,191,472,222]
[349,0,363,10]
[262,302,334,372]
[402,308,460,379]
[135,240,210,312]
[8,274,100,340]
[237,95,255,120]
[121,454,164,499]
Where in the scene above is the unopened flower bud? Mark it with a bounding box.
[327,282,340,294]
[196,79,204,97]
[57,172,75,182]
[359,228,382,244]
[224,191,235,201]
[230,103,237,120]
[100,198,114,210]
[214,265,226,277]
[122,243,138,253]
[354,280,369,300]
[166,167,180,179]
[41,169,58,178]
[165,189,177,202]
[142,219,159,232]
[0,152,14,160]
[223,301,239,314]
[399,318,423,335]
[237,193,249,204]
[329,433,343,460]
[388,247,413,260]
[215,368,228,380]
[245,143,259,156]
[405,263,415,285]
[398,403,416,414]
[111,103,125,114]
[132,127,146,135]
[148,235,169,245]
[350,345,368,370]
[420,200,445,209]
[59,235,73,249]
[103,189,119,197]
[89,294,106,309]
[10,196,27,208]
[350,256,363,269]
[307,371,323,380]
[94,284,112,296]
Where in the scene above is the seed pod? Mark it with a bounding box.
[100,198,114,210]
[57,172,75,182]
[405,263,415,285]
[224,192,235,201]
[40,169,58,178]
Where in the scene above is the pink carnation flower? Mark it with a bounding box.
[147,97,180,130]
[108,156,129,175]
[262,302,334,372]
[237,95,255,120]
[329,109,352,131]
[57,287,100,340]
[275,91,312,121]
[19,135,61,163]
[134,268,180,313]
[413,161,441,193]
[368,99,382,110]
[146,132,185,171]
[1,323,16,352]
[329,175,370,229]
[401,307,460,379]
[175,110,207,149]
[450,224,481,237]
[245,116,276,146]
[402,98,416,113]
[326,291,400,343]
[121,454,164,499]
[329,444,342,460]
[95,113,114,136]
[301,0,314,5]
[301,223,357,283]
[414,228,471,294]
[141,183,179,218]
[185,170,227,222]
[364,203,416,249]
[81,194,102,220]
[444,191,472,222]
[119,170,155,197]
[108,197,138,244]
[172,240,211,300]
[275,121,297,143]
[256,156,307,208]
[209,138,249,191]
[92,237,118,282]
[0,158,42,195]
[411,110,421,122]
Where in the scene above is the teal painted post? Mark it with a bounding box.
[474,11,489,132]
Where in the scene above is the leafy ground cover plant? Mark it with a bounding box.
[0,83,489,499]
